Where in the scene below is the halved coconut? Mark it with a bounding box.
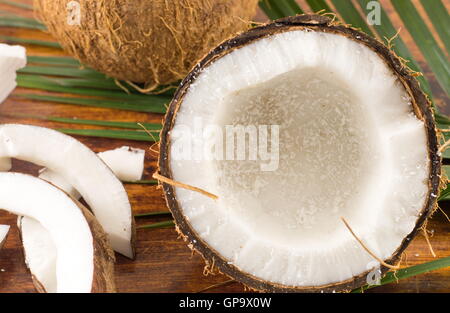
[0,224,9,249]
[0,124,135,258]
[158,15,441,292]
[0,172,115,292]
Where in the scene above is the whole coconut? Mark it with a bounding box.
[34,0,259,87]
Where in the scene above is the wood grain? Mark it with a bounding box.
[0,0,449,293]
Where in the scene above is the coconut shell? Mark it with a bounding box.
[18,197,116,293]
[157,14,441,292]
[34,0,259,86]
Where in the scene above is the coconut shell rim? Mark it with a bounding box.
[158,14,441,293]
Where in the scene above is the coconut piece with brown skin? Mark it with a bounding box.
[0,124,135,258]
[156,15,441,292]
[0,172,116,293]
[34,0,259,87]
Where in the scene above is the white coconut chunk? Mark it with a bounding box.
[18,216,57,292]
[97,146,145,181]
[36,145,145,198]
[0,224,10,249]
[18,146,145,291]
[0,124,134,258]
[0,172,93,292]
[38,167,82,200]
[169,30,430,287]
[0,44,26,103]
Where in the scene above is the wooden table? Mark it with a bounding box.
[0,0,449,293]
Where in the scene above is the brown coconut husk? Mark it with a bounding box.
[34,0,259,87]
[156,14,442,293]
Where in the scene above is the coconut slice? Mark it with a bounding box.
[38,167,82,199]
[0,224,10,249]
[158,15,440,292]
[97,146,145,182]
[18,216,57,292]
[37,146,146,197]
[0,43,26,103]
[0,172,115,292]
[0,124,135,258]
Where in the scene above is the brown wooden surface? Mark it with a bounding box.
[0,0,449,293]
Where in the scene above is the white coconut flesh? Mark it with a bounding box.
[97,146,145,182]
[0,43,26,104]
[0,44,26,171]
[0,124,134,258]
[37,146,145,201]
[0,172,93,292]
[38,167,82,200]
[18,216,57,292]
[19,146,144,289]
[169,30,429,287]
[0,224,10,248]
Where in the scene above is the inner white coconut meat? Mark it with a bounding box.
[18,216,57,292]
[37,145,145,200]
[0,172,93,292]
[0,224,10,249]
[169,31,429,286]
[19,145,145,288]
[0,124,134,258]
[0,43,26,104]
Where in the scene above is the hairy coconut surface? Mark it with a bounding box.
[0,173,115,293]
[158,15,441,292]
[34,0,259,86]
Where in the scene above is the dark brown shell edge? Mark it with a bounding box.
[157,14,441,293]
[17,197,117,293]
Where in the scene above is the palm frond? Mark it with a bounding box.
[331,0,374,36]
[58,128,158,142]
[27,55,80,67]
[0,0,32,10]
[15,93,166,114]
[391,0,450,97]
[0,35,60,48]
[0,16,45,30]
[305,0,333,14]
[353,256,450,292]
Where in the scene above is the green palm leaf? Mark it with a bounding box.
[356,0,434,102]
[391,0,450,97]
[0,35,60,48]
[420,0,450,53]
[305,0,332,14]
[58,128,158,142]
[0,0,32,10]
[331,0,374,36]
[353,256,450,292]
